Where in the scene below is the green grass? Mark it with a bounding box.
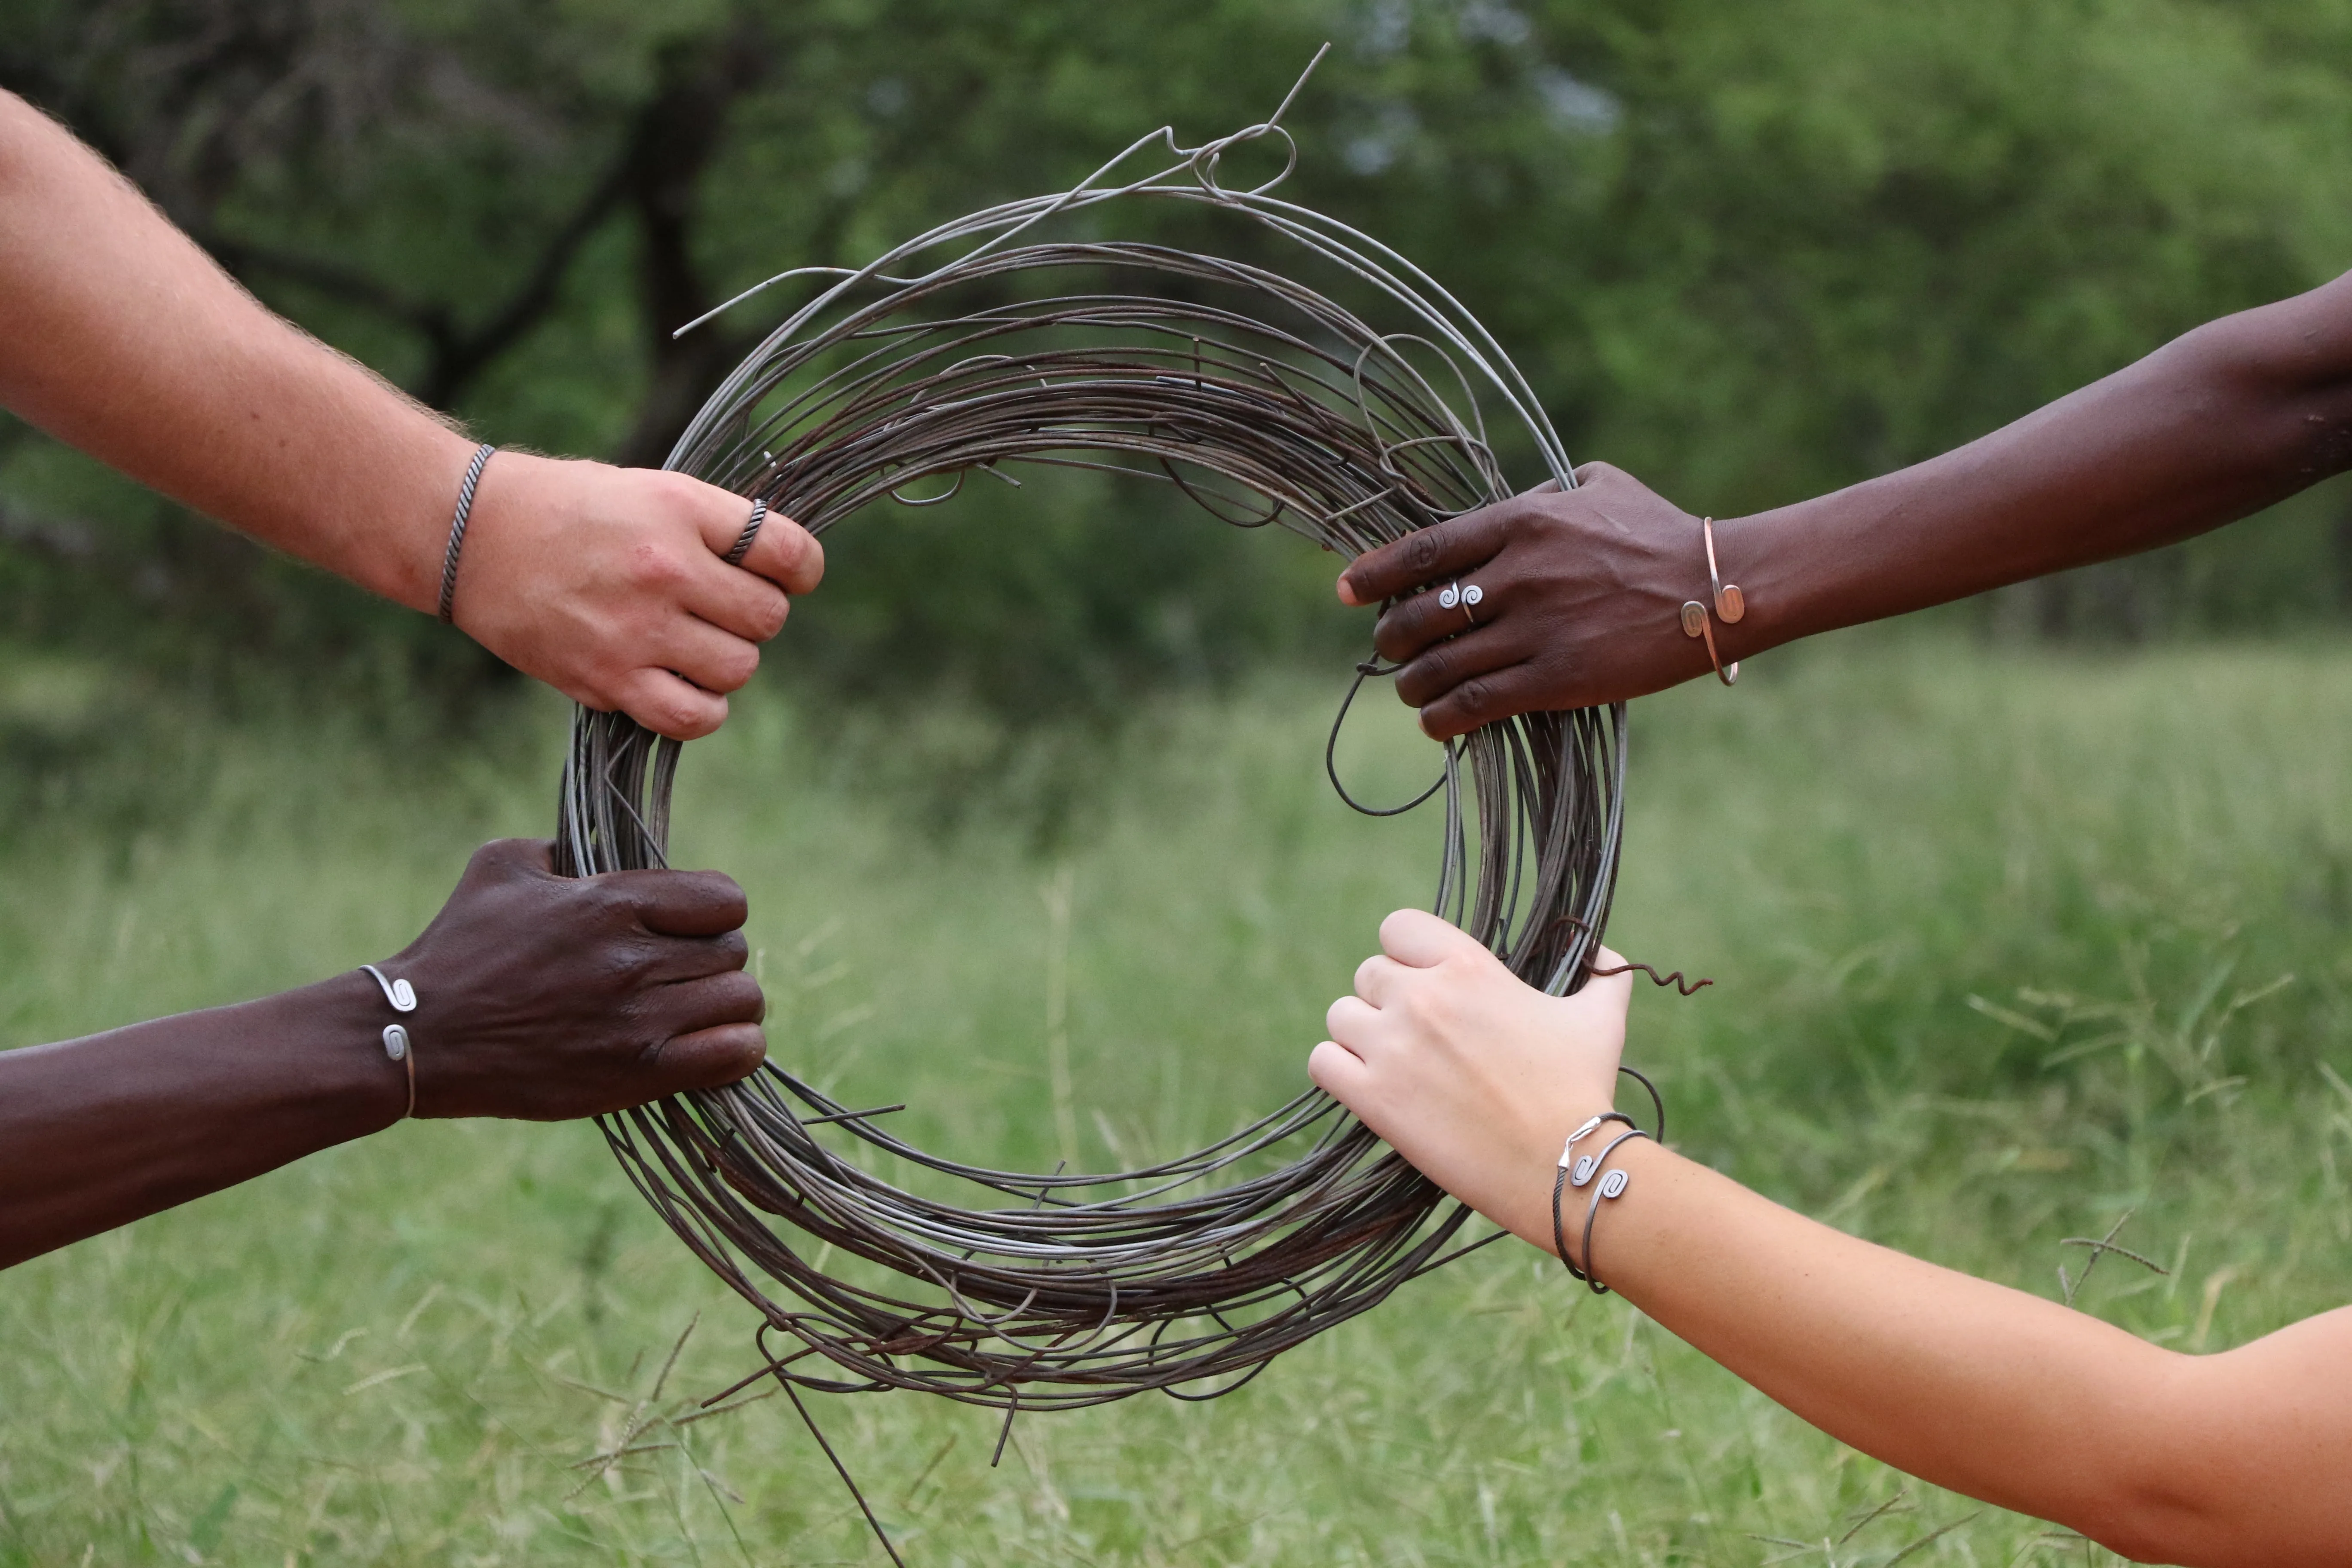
[3,633,2351,1566]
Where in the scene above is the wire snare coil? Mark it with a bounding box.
[557,91,1627,1413]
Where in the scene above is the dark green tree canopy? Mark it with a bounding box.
[5,0,2349,711]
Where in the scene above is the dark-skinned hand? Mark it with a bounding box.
[383,837,766,1120]
[1336,464,1718,739]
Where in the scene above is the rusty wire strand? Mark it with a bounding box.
[554,64,1630,1422]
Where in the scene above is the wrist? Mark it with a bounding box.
[1707,508,1799,665]
[1479,1101,1622,1254]
[279,413,483,616]
[374,426,492,616]
[440,447,567,639]
[243,970,413,1135]
[1545,1120,1666,1281]
[202,324,481,613]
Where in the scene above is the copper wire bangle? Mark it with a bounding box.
[1703,514,1745,625]
[1679,516,1742,686]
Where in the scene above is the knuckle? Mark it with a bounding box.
[657,694,710,736]
[628,542,688,593]
[1403,528,1441,573]
[1532,643,1581,690]
[784,523,823,576]
[585,879,639,925]
[649,469,708,514]
[723,970,766,1020]
[1394,654,1444,709]
[617,930,666,977]
[1455,677,1493,719]
[755,589,790,640]
[723,643,761,689]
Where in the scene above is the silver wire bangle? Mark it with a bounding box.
[1552,1111,1636,1281]
[381,1025,416,1120]
[359,964,420,1119]
[1574,1126,1650,1295]
[359,963,416,1012]
[436,443,498,625]
[726,497,768,566]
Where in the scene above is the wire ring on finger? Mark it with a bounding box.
[725,498,768,566]
[1435,579,1482,628]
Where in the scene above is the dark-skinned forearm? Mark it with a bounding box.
[1721,273,2352,660]
[0,840,768,1270]
[0,971,404,1268]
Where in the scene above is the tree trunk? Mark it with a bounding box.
[611,23,772,471]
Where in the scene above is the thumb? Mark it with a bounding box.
[1378,907,1487,968]
[649,1023,768,1096]
[1577,945,1638,1008]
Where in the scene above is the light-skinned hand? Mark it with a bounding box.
[455,455,823,741]
[1310,909,1635,1248]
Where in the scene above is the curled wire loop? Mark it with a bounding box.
[556,90,1629,1413]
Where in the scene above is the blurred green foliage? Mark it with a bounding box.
[4,0,2352,723]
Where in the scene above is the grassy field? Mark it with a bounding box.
[3,633,2350,1567]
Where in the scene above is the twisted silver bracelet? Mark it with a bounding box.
[436,443,497,624]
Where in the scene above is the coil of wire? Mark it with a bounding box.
[554,83,1627,1415]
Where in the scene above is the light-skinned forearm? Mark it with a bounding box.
[0,90,475,612]
[1721,270,2352,660]
[1506,1139,2352,1568]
